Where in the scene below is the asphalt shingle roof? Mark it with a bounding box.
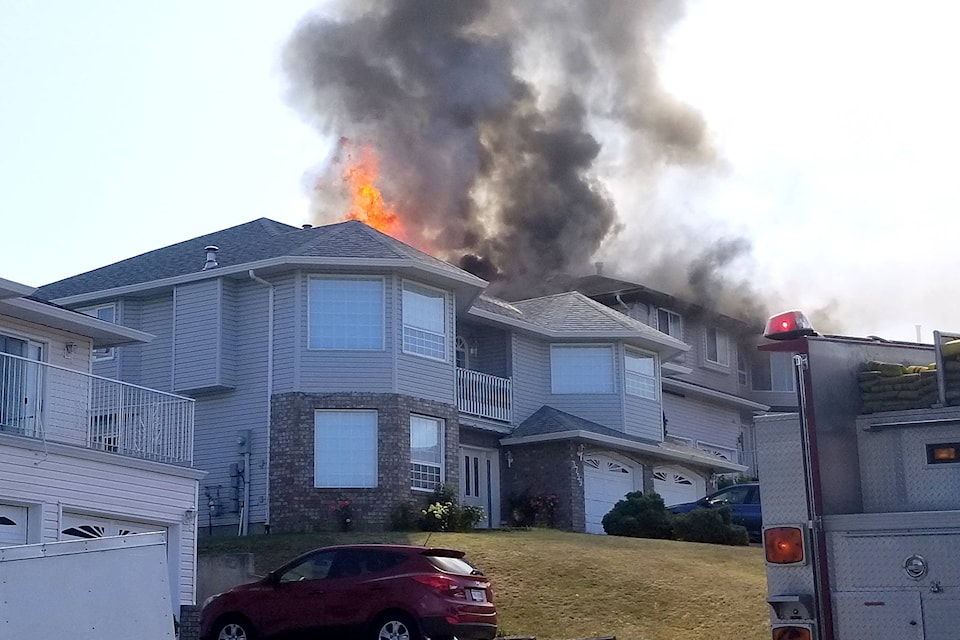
[37,218,480,300]
[511,405,659,446]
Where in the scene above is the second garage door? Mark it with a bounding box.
[583,454,639,534]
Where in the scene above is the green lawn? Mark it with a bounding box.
[199,528,770,640]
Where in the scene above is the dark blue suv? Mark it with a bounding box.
[668,482,762,541]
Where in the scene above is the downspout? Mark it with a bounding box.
[248,270,274,534]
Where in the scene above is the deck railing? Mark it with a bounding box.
[456,368,512,422]
[0,352,194,465]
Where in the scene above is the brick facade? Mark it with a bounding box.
[502,441,657,532]
[269,392,460,532]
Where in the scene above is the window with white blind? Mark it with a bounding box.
[705,327,729,366]
[551,345,615,394]
[314,410,378,488]
[308,277,384,350]
[402,281,446,360]
[625,349,657,399]
[657,308,682,340]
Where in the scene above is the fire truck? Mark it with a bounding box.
[755,311,960,640]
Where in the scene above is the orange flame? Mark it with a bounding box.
[339,141,406,240]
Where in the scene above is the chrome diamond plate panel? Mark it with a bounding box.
[756,413,810,524]
[831,591,922,640]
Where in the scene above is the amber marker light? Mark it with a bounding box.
[764,527,804,564]
[772,626,812,640]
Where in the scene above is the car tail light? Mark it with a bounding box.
[411,574,466,598]
[765,527,804,564]
[771,625,811,640]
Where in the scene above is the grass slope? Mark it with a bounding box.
[199,528,769,640]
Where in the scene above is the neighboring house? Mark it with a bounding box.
[36,219,746,536]
[0,276,204,621]
[574,273,797,480]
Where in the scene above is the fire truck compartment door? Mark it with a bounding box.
[832,591,922,640]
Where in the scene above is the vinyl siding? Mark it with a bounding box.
[139,293,175,393]
[118,300,142,385]
[0,440,200,606]
[191,280,271,529]
[396,280,456,403]
[675,319,741,394]
[173,280,234,392]
[295,273,395,392]
[623,389,663,440]
[510,335,550,425]
[661,392,741,462]
[460,325,510,378]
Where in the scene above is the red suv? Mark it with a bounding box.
[199,544,498,640]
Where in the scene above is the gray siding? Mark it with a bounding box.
[623,390,663,441]
[661,392,741,462]
[294,273,395,393]
[510,335,550,425]
[118,299,142,385]
[173,280,235,393]
[397,279,456,404]
[139,294,175,393]
[270,274,296,393]
[675,319,740,394]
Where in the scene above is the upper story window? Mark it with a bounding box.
[737,345,749,385]
[752,351,795,392]
[657,308,682,340]
[551,344,614,394]
[705,326,729,367]
[308,277,384,350]
[80,304,117,361]
[625,349,657,400]
[402,281,446,361]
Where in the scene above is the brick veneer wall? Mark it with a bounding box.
[269,392,460,532]
[502,442,658,532]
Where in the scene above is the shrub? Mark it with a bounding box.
[418,484,485,532]
[671,506,749,546]
[506,489,558,527]
[601,491,674,539]
[716,474,758,490]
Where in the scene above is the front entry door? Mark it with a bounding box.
[460,447,500,528]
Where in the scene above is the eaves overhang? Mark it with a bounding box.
[1,278,36,300]
[49,256,488,310]
[0,298,154,347]
[662,378,770,412]
[499,429,747,473]
[468,307,690,360]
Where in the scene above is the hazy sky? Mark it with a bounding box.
[3,1,958,341]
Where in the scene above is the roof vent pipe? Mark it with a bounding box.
[595,261,603,276]
[202,245,220,270]
[302,224,313,229]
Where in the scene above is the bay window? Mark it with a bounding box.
[308,277,384,350]
[403,281,446,360]
[551,345,615,394]
[314,410,378,488]
[410,414,443,491]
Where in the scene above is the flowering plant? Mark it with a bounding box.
[330,498,353,531]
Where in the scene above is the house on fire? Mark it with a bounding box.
[35,218,770,535]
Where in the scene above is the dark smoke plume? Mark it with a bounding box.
[284,0,763,314]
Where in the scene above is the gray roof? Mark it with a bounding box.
[502,405,747,473]
[37,218,486,302]
[468,291,689,358]
[510,406,660,445]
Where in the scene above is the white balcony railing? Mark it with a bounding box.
[457,368,512,422]
[0,352,194,465]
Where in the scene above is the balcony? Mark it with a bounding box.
[457,368,512,423]
[0,352,194,465]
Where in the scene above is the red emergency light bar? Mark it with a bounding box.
[764,310,817,341]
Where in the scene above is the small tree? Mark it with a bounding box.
[602,491,673,539]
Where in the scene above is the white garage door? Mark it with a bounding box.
[0,504,28,546]
[61,513,162,540]
[583,455,638,534]
[653,467,699,506]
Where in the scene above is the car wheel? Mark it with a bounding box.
[373,613,421,640]
[213,615,258,640]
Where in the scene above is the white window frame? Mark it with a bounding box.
[402,281,447,361]
[752,351,796,392]
[410,413,446,491]
[80,303,117,361]
[704,326,730,368]
[657,308,682,340]
[624,348,658,400]
[308,276,385,351]
[550,344,615,394]
[737,345,749,386]
[314,410,378,488]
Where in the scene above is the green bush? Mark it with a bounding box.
[716,474,758,490]
[418,484,485,532]
[601,491,674,539]
[671,506,749,546]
